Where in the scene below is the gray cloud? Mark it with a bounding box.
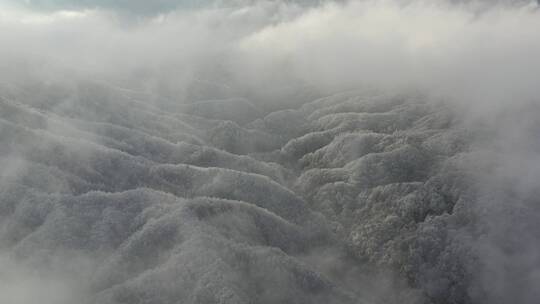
[4,0,323,16]
[7,0,204,15]
[3,0,540,106]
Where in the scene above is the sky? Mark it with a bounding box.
[5,0,205,14]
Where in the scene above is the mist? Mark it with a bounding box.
[1,0,540,303]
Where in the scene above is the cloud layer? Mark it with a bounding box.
[2,0,540,109]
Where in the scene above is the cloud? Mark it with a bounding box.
[2,0,539,109]
[236,0,540,109]
[12,2,540,94]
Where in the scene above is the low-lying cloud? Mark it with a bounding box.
[2,0,539,109]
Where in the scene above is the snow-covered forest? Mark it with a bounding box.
[1,1,540,303]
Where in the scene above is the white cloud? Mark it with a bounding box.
[0,0,539,111]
